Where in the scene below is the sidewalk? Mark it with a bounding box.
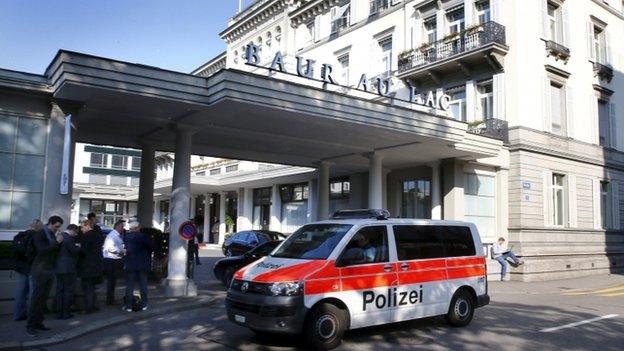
[489,273,624,295]
[0,252,224,351]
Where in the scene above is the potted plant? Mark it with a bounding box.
[418,42,434,51]
[225,215,235,233]
[467,119,486,129]
[398,48,415,66]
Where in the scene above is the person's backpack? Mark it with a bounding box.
[13,230,35,262]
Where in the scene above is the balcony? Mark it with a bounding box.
[397,21,508,83]
[593,62,613,83]
[545,40,570,63]
[467,118,508,142]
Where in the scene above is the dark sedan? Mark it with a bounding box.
[214,240,281,287]
[221,230,283,257]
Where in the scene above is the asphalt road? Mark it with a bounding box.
[44,250,624,351]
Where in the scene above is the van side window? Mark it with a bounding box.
[393,225,444,260]
[441,226,476,257]
[338,226,388,265]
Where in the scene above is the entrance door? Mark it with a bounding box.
[401,179,431,219]
[260,204,270,231]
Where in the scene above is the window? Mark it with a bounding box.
[280,183,309,202]
[464,173,496,241]
[598,99,611,147]
[210,168,221,175]
[552,173,566,226]
[131,157,141,171]
[195,171,206,176]
[447,7,465,34]
[593,24,607,64]
[225,164,238,173]
[448,87,467,121]
[547,2,563,43]
[600,181,611,228]
[330,179,350,199]
[331,2,351,34]
[424,17,437,43]
[272,224,353,259]
[370,0,390,16]
[338,54,350,85]
[379,38,393,76]
[476,0,491,24]
[441,226,476,257]
[111,154,128,170]
[477,82,493,120]
[401,180,431,219]
[393,225,445,260]
[550,81,565,135]
[280,183,309,234]
[339,226,389,265]
[90,153,108,168]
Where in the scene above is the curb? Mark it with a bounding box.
[0,295,217,351]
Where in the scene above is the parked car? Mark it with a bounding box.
[214,240,281,287]
[221,230,283,257]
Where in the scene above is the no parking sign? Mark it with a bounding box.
[178,221,197,241]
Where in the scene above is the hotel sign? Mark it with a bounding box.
[244,44,450,111]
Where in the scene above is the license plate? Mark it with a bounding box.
[235,314,246,323]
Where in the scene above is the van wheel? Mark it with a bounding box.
[445,289,475,327]
[305,303,347,350]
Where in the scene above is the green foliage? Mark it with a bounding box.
[225,215,235,227]
[0,241,13,259]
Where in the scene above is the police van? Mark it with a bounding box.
[226,210,490,350]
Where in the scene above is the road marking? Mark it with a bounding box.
[561,284,624,296]
[598,291,624,297]
[540,314,619,333]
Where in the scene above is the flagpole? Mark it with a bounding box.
[238,0,242,13]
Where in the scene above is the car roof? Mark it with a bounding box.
[305,219,477,227]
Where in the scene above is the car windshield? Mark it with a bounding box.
[251,240,281,256]
[271,224,353,260]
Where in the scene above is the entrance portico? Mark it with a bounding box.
[1,50,507,295]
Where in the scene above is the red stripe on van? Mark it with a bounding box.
[446,257,485,267]
[305,260,340,279]
[341,273,397,291]
[305,279,341,295]
[233,261,256,280]
[252,260,327,283]
[398,269,447,285]
[447,266,486,279]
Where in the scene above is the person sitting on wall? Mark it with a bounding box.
[492,237,524,281]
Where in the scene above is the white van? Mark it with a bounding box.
[226,210,490,350]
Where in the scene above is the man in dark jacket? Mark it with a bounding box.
[26,216,64,336]
[12,219,43,321]
[78,220,104,313]
[123,219,154,312]
[55,224,81,319]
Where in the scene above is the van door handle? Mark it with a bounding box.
[383,264,393,272]
[400,263,409,271]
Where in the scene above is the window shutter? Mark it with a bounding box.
[568,175,577,227]
[609,103,617,149]
[566,85,574,138]
[414,17,423,47]
[543,171,553,227]
[587,21,596,61]
[612,181,620,230]
[589,94,598,144]
[491,0,501,23]
[541,0,550,39]
[493,73,505,120]
[562,6,570,47]
[466,80,476,122]
[593,178,601,229]
[605,30,612,66]
[314,16,321,41]
[543,77,552,132]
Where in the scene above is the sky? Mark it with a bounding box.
[0,0,255,74]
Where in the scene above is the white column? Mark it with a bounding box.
[203,193,211,242]
[270,184,282,231]
[243,187,254,230]
[308,179,318,221]
[436,7,446,38]
[496,168,509,241]
[466,80,476,122]
[317,162,331,220]
[219,192,227,244]
[153,200,161,229]
[165,127,196,297]
[190,196,196,219]
[367,153,384,209]
[464,0,475,26]
[430,161,442,220]
[137,144,155,228]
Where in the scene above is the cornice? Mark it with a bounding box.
[220,0,292,44]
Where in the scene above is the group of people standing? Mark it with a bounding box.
[12,213,154,337]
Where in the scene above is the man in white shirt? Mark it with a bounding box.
[492,237,523,281]
[103,220,126,305]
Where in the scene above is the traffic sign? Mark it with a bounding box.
[178,220,197,241]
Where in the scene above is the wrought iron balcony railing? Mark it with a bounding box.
[467,118,508,142]
[398,21,506,73]
[593,62,613,83]
[545,40,570,62]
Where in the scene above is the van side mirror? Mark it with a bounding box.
[336,248,365,267]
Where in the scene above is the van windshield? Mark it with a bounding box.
[271,224,353,260]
